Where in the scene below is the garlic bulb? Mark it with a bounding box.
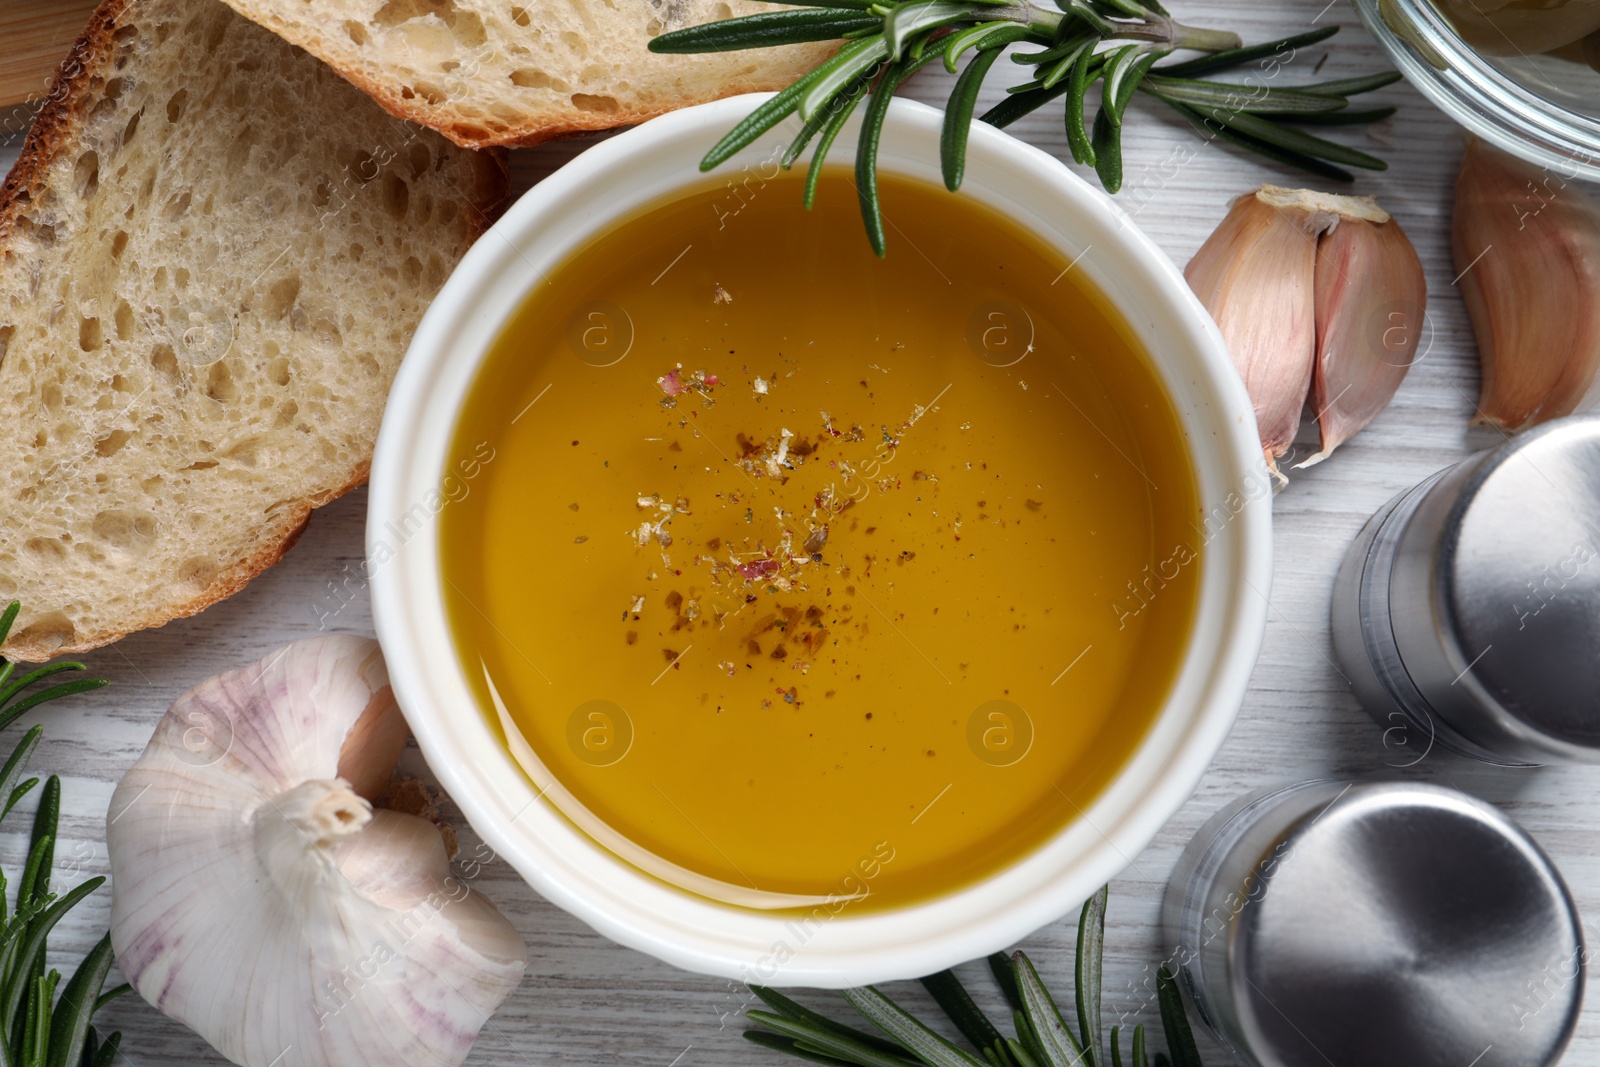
[108,636,527,1067]
[1303,206,1426,467]
[1454,137,1600,431]
[1187,185,1424,479]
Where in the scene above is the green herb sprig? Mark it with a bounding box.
[650,2,1402,254]
[743,886,1206,1067]
[0,603,125,1067]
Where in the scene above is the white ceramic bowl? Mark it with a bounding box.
[369,94,1271,987]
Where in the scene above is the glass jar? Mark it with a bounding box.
[1352,0,1600,177]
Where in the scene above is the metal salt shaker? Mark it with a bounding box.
[1331,415,1600,765]
[1163,780,1584,1067]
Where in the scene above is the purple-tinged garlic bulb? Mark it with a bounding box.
[108,636,526,1067]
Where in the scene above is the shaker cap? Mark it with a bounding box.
[1231,782,1582,1067]
[1441,417,1600,749]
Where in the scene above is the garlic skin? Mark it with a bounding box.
[1454,137,1600,431]
[1185,187,1337,476]
[1300,210,1426,467]
[108,636,527,1067]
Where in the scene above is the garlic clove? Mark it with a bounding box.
[1454,137,1600,431]
[108,635,527,1067]
[1298,209,1427,467]
[338,677,412,801]
[1186,186,1340,477]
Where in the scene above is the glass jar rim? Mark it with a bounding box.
[1353,0,1600,179]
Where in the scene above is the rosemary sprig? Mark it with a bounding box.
[743,885,1205,1067]
[0,603,124,1067]
[650,2,1401,253]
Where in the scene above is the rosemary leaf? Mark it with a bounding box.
[1011,1009,1050,1067]
[750,1011,922,1067]
[0,679,107,738]
[1014,34,1093,66]
[1056,0,1115,36]
[1109,1027,1123,1067]
[89,985,129,1018]
[0,783,34,829]
[761,0,879,8]
[1303,70,1404,96]
[751,986,908,1056]
[27,971,60,1064]
[841,986,990,1067]
[15,836,51,923]
[1177,101,1386,168]
[857,53,933,256]
[0,879,105,1041]
[699,63,830,169]
[1064,44,1100,165]
[886,1,986,59]
[989,952,1023,1013]
[1007,1036,1045,1067]
[24,777,60,906]
[648,8,881,52]
[745,1030,864,1067]
[980,80,1073,129]
[1038,46,1081,91]
[1013,953,1087,1067]
[1154,25,1338,78]
[942,45,1008,189]
[0,606,18,650]
[805,81,867,208]
[1156,96,1355,181]
[1104,49,1160,126]
[945,22,1034,72]
[1156,969,1202,1067]
[0,664,93,716]
[1091,107,1122,193]
[1275,106,1396,125]
[1141,76,1347,115]
[784,70,869,167]
[1098,45,1141,127]
[90,1032,120,1067]
[1132,1025,1147,1067]
[920,970,1009,1055]
[45,933,113,1067]
[1075,887,1108,1067]
[802,36,892,120]
[1092,0,1150,17]
[0,729,42,829]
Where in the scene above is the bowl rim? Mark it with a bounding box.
[369,93,1272,987]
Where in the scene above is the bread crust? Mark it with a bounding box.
[0,0,509,661]
[297,53,814,152]
[215,2,836,151]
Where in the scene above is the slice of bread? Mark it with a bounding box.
[213,0,838,147]
[0,0,507,660]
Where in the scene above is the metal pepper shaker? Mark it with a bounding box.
[1331,415,1600,765]
[1163,780,1584,1067]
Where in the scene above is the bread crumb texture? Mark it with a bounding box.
[219,0,838,146]
[0,0,506,660]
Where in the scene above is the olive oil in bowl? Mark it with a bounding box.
[439,169,1199,912]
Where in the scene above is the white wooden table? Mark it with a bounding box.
[6,0,1591,1063]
